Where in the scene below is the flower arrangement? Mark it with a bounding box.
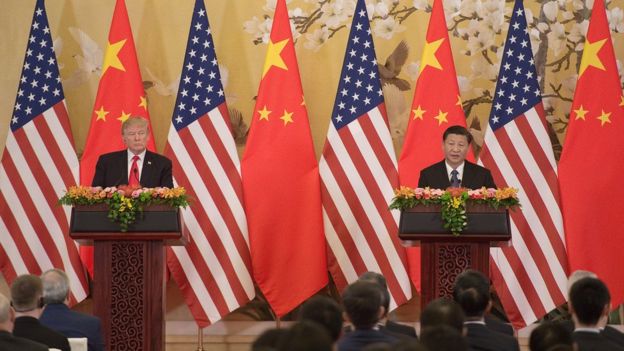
[389,186,520,236]
[59,185,190,231]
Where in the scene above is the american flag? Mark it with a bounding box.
[319,0,412,308]
[0,0,88,303]
[164,0,254,327]
[478,0,568,327]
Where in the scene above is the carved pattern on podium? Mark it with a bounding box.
[436,244,471,298]
[111,242,144,351]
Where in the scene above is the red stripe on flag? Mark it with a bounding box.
[169,148,248,307]
[495,126,568,270]
[326,130,407,303]
[0,192,40,274]
[52,103,76,149]
[1,145,62,266]
[490,259,526,329]
[34,115,76,189]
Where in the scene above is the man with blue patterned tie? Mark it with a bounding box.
[418,125,496,189]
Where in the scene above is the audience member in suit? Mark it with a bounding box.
[276,321,333,351]
[420,325,468,351]
[564,270,624,348]
[92,116,173,188]
[391,340,428,351]
[10,274,70,351]
[338,281,399,351]
[0,292,48,351]
[453,270,520,351]
[39,269,105,351]
[420,298,465,333]
[358,271,418,339]
[569,277,624,351]
[299,295,344,343]
[418,125,496,189]
[484,315,514,336]
[529,321,575,351]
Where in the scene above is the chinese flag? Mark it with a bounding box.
[241,0,327,316]
[559,0,624,306]
[79,0,156,274]
[397,0,473,291]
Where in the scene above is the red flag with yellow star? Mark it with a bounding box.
[397,0,474,291]
[559,0,624,306]
[79,0,155,273]
[240,0,327,316]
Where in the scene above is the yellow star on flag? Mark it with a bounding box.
[258,106,271,121]
[434,110,448,125]
[280,109,294,125]
[579,38,606,77]
[620,95,624,107]
[412,105,426,120]
[597,109,611,126]
[262,38,289,78]
[95,106,109,121]
[117,110,131,122]
[456,95,462,107]
[102,39,127,75]
[138,96,148,110]
[574,105,588,120]
[419,38,445,73]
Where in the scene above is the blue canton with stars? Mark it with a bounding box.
[331,0,384,130]
[11,0,64,132]
[488,0,542,131]
[172,0,225,131]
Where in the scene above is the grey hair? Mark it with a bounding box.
[0,293,10,323]
[41,269,70,304]
[567,270,597,295]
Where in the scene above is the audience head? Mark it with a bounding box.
[361,342,393,351]
[392,340,429,351]
[0,293,14,331]
[569,277,610,327]
[420,298,465,332]
[252,328,289,351]
[453,269,490,319]
[10,274,43,314]
[342,280,384,329]
[358,271,390,317]
[276,320,333,351]
[41,269,70,305]
[299,295,343,342]
[566,270,597,296]
[529,322,574,351]
[420,325,468,351]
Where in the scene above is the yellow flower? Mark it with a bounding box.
[394,186,415,198]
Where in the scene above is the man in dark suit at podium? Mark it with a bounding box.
[418,125,496,189]
[92,116,173,188]
[40,269,104,351]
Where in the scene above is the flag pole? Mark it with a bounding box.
[276,316,281,329]
[196,327,204,351]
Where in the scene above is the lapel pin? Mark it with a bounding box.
[148,161,152,165]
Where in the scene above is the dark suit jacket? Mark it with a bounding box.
[602,326,624,347]
[484,315,514,336]
[13,316,70,351]
[40,303,105,351]
[418,160,496,189]
[92,150,173,188]
[338,328,398,351]
[384,320,418,339]
[465,323,519,351]
[573,330,624,351]
[0,330,48,351]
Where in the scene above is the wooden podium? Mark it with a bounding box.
[398,204,511,309]
[69,205,186,351]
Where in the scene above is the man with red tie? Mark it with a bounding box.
[91,116,173,188]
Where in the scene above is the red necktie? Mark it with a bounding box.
[128,155,140,186]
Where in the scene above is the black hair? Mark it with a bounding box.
[421,298,465,332]
[529,322,573,351]
[569,277,610,326]
[443,125,473,144]
[452,270,490,318]
[342,281,382,329]
[299,295,343,342]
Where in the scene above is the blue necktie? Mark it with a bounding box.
[450,169,460,187]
